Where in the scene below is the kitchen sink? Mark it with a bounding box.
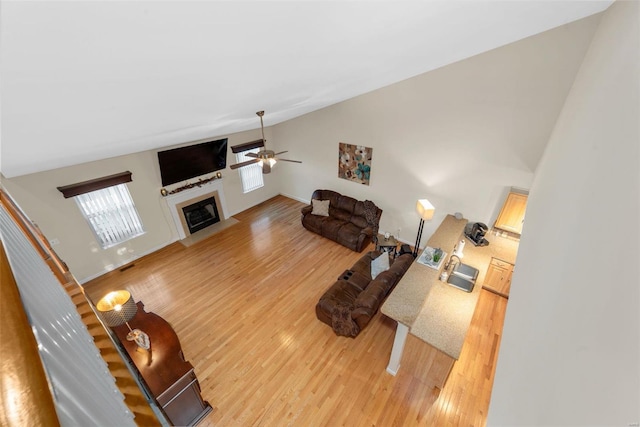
[446,263,479,292]
[452,263,479,282]
[447,274,475,292]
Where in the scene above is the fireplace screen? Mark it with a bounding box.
[181,197,220,234]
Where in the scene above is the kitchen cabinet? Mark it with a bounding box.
[483,258,514,298]
[494,191,528,235]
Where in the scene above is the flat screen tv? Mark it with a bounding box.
[158,138,228,186]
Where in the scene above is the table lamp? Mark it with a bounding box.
[96,290,150,351]
[413,198,435,257]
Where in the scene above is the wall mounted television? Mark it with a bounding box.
[157,138,228,187]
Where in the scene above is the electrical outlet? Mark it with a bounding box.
[49,238,60,246]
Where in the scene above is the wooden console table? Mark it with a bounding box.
[112,302,212,426]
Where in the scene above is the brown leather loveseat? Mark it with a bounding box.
[316,250,414,337]
[301,189,382,252]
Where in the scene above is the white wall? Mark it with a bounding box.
[488,1,639,425]
[275,14,600,246]
[1,13,600,283]
[1,126,280,282]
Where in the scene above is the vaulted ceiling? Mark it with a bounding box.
[0,0,612,178]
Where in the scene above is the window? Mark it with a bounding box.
[75,184,145,249]
[236,148,264,193]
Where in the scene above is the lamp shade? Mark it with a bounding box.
[416,199,435,221]
[96,290,137,327]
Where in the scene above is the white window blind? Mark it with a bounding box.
[236,148,264,193]
[75,184,145,249]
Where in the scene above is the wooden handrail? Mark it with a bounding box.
[0,188,161,426]
[0,241,60,427]
[0,190,70,283]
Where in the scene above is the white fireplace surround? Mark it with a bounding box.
[164,179,228,240]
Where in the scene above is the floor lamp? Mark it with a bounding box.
[413,199,435,257]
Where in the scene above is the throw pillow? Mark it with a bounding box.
[311,199,330,216]
[371,252,390,279]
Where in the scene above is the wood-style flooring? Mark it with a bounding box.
[85,195,508,426]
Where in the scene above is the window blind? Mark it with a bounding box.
[75,184,145,249]
[235,149,264,193]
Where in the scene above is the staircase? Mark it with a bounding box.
[0,189,163,426]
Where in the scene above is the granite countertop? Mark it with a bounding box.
[381,214,519,360]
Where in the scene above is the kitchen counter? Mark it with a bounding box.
[380,214,519,381]
[381,215,467,329]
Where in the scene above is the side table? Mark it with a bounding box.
[376,234,398,258]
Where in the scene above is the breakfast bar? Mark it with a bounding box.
[381,214,519,388]
[380,214,475,387]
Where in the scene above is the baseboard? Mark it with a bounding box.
[279,192,309,204]
[78,238,177,284]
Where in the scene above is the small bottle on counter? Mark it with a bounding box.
[440,270,449,282]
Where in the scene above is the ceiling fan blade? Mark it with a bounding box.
[274,151,288,156]
[230,158,260,170]
[245,152,259,158]
[276,158,302,163]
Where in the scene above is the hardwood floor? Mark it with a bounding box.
[85,195,508,426]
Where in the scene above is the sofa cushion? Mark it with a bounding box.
[335,195,357,213]
[301,211,326,234]
[311,199,330,216]
[389,254,413,277]
[372,269,396,294]
[312,189,341,206]
[330,208,352,222]
[320,217,345,242]
[350,213,369,230]
[336,222,363,250]
[371,252,390,279]
[353,280,387,312]
[351,251,376,277]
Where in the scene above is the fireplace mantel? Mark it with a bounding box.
[164,179,228,240]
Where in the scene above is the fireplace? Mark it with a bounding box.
[182,197,220,234]
[163,179,228,240]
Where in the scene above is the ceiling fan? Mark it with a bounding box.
[229,110,302,174]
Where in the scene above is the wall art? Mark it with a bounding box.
[338,143,372,185]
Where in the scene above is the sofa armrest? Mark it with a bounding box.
[301,205,312,215]
[360,226,373,237]
[351,306,375,330]
[351,280,387,329]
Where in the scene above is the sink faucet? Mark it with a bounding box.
[445,254,461,271]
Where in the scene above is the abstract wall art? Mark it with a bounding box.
[338,143,372,185]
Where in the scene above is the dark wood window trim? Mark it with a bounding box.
[57,171,132,199]
[230,139,264,154]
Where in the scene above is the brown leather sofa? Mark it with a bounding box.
[316,250,414,337]
[301,189,382,252]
